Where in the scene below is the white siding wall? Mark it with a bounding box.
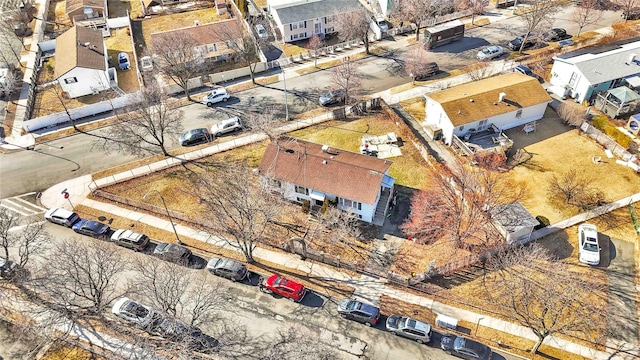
[550,60,591,102]
[58,67,111,98]
[423,98,454,145]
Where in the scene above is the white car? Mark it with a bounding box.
[578,223,600,265]
[255,24,268,39]
[211,117,242,137]
[139,56,153,72]
[477,45,504,61]
[202,87,230,107]
[112,297,156,328]
[44,208,80,228]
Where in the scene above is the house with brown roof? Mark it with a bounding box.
[65,0,107,28]
[150,19,242,63]
[54,26,113,99]
[423,72,552,146]
[258,138,395,225]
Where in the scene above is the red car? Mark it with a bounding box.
[259,274,306,302]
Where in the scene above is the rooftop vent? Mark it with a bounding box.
[322,160,327,164]
[194,19,200,26]
[469,98,474,102]
[627,53,637,65]
[499,92,507,102]
[285,149,294,154]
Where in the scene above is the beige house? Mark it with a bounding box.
[65,0,107,28]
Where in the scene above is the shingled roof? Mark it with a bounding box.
[150,19,242,50]
[258,138,392,205]
[426,73,551,127]
[272,0,362,25]
[65,0,104,14]
[54,26,106,79]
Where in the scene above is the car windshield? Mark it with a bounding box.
[406,318,416,328]
[583,241,598,252]
[346,300,360,311]
[273,276,285,286]
[119,57,127,64]
[482,48,491,54]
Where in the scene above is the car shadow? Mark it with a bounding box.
[189,255,208,270]
[594,233,614,268]
[299,291,325,308]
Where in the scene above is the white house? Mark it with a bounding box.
[258,138,395,226]
[54,25,113,99]
[423,72,552,145]
[549,38,640,104]
[267,0,362,43]
[491,202,539,245]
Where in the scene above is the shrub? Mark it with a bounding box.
[534,215,550,230]
[301,200,310,214]
[591,115,632,148]
[629,141,639,154]
[320,199,328,214]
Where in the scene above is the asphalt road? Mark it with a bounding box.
[0,6,624,200]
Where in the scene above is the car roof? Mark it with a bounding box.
[209,257,243,271]
[47,207,75,218]
[83,220,106,231]
[112,297,131,312]
[456,337,490,356]
[405,317,431,332]
[113,229,145,241]
[358,301,379,315]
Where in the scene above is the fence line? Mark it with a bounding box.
[581,122,636,162]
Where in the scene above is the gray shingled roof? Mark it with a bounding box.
[491,202,539,232]
[273,0,362,25]
[554,39,640,85]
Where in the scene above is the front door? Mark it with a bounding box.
[314,20,322,34]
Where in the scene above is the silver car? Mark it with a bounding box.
[385,315,432,343]
[476,45,504,61]
[206,257,248,282]
[210,117,242,138]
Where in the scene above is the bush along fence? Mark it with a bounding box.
[581,121,638,164]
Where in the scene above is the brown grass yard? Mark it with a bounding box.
[41,341,106,360]
[140,9,226,45]
[31,86,121,118]
[107,0,141,18]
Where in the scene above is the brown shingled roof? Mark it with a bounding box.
[54,25,106,79]
[258,138,393,205]
[150,19,242,49]
[65,0,104,14]
[426,73,552,127]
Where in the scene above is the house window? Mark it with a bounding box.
[270,179,281,188]
[569,72,578,86]
[340,198,361,210]
[64,77,78,84]
[298,21,305,28]
[295,185,308,195]
[478,119,488,130]
[516,109,523,118]
[292,23,298,30]
[207,44,217,53]
[325,26,334,33]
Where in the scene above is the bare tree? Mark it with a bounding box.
[259,325,338,360]
[557,103,586,127]
[516,0,562,54]
[96,83,183,157]
[572,0,604,36]
[463,62,490,81]
[194,162,283,263]
[244,106,286,141]
[402,159,525,250]
[40,238,128,315]
[331,57,361,106]
[307,34,324,68]
[333,8,373,54]
[149,31,205,101]
[618,0,638,22]
[404,47,432,84]
[548,169,606,211]
[213,18,262,84]
[482,244,608,353]
[392,0,438,41]
[0,67,20,99]
[0,208,48,273]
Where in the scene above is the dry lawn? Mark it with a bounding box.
[108,0,141,18]
[105,27,140,93]
[41,341,107,360]
[391,239,471,276]
[140,9,225,45]
[399,97,425,122]
[50,0,72,26]
[380,295,591,360]
[31,86,120,118]
[504,128,640,224]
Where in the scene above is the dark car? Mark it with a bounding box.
[622,7,640,19]
[72,219,110,239]
[179,128,210,146]
[414,62,440,81]
[441,335,492,360]
[0,257,16,279]
[542,28,567,41]
[318,89,345,106]
[153,243,191,264]
[508,34,537,50]
[337,299,380,326]
[206,257,248,282]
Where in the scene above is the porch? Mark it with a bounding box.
[452,124,514,156]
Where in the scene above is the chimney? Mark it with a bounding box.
[627,54,637,65]
[321,145,329,153]
[499,92,507,102]
[194,19,200,26]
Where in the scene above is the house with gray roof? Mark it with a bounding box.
[490,202,539,245]
[549,37,640,104]
[267,0,362,43]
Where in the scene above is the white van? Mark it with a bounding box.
[202,86,230,107]
[373,14,388,31]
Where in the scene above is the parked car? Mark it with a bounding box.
[206,257,248,282]
[112,297,157,329]
[44,208,80,228]
[110,229,150,251]
[202,87,230,107]
[153,243,191,264]
[507,34,537,50]
[476,46,504,61]
[542,28,567,41]
[622,7,640,19]
[259,274,306,302]
[255,24,268,39]
[319,89,345,106]
[118,52,131,70]
[373,14,389,31]
[179,128,211,146]
[139,56,153,71]
[441,335,492,360]
[210,117,242,138]
[513,65,535,77]
[0,257,16,279]
[337,299,380,326]
[578,223,600,265]
[557,38,575,48]
[414,62,440,81]
[72,219,110,239]
[385,315,432,343]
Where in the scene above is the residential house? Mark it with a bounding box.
[267,0,362,43]
[54,25,113,99]
[66,0,107,29]
[150,19,242,63]
[257,138,395,225]
[491,202,539,245]
[549,38,640,104]
[423,72,551,146]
